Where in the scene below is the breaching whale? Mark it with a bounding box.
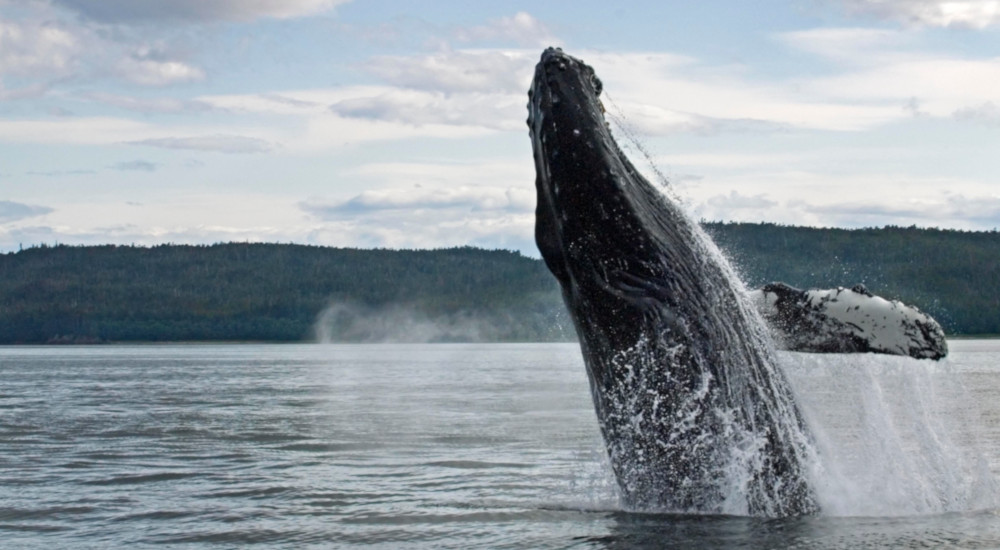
[528,48,819,516]
[751,283,948,360]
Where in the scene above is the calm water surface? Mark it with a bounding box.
[3,341,1000,548]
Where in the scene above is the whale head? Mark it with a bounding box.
[528,47,707,359]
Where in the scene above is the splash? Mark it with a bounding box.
[784,351,999,516]
[312,298,571,343]
[313,302,489,343]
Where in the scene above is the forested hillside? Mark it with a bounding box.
[1,223,998,343]
[0,244,567,344]
[704,223,1000,335]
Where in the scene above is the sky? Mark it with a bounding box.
[2,0,1000,256]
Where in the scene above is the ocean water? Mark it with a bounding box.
[3,341,1000,548]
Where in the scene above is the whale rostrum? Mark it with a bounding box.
[529,47,820,516]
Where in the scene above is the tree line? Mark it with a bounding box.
[0,223,998,343]
[704,222,1000,335]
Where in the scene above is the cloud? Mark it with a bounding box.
[0,117,157,145]
[715,188,1000,230]
[692,191,782,224]
[953,101,1000,125]
[26,169,97,176]
[0,201,54,223]
[0,18,77,76]
[83,91,214,114]
[363,49,535,93]
[775,28,908,64]
[836,0,1000,28]
[299,183,537,251]
[330,88,524,130]
[303,185,534,217]
[302,211,536,252]
[453,12,559,47]
[115,55,205,86]
[111,160,157,171]
[196,92,329,115]
[0,9,206,88]
[343,160,534,190]
[584,50,907,133]
[50,0,352,24]
[772,28,1000,121]
[706,191,778,210]
[0,81,51,101]
[0,186,537,254]
[343,46,897,135]
[129,134,276,154]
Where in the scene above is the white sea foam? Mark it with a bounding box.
[784,351,999,516]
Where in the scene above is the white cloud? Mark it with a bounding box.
[0,188,536,253]
[677,165,1000,230]
[195,87,513,147]
[0,200,54,223]
[953,101,1000,125]
[795,192,1000,227]
[210,93,328,115]
[453,12,559,47]
[0,116,278,152]
[344,160,534,189]
[691,191,783,225]
[290,112,496,152]
[303,185,534,216]
[776,28,909,64]
[130,134,276,154]
[0,192,312,250]
[707,191,778,210]
[110,160,157,171]
[773,28,1000,120]
[302,206,535,251]
[0,18,77,76]
[328,46,905,136]
[0,8,207,88]
[586,50,906,133]
[0,117,156,144]
[26,169,97,177]
[656,152,806,169]
[115,56,205,86]
[83,92,214,114]
[330,88,524,130]
[299,178,537,251]
[363,49,535,93]
[837,0,1000,28]
[50,0,351,23]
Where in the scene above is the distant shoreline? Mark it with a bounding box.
[3,336,998,347]
[2,226,1000,343]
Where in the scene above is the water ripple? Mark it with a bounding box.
[1,343,1000,548]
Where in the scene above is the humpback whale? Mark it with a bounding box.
[528,48,819,516]
[751,283,948,360]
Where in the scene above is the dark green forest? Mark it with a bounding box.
[1,222,999,343]
[703,223,1000,335]
[0,244,567,344]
